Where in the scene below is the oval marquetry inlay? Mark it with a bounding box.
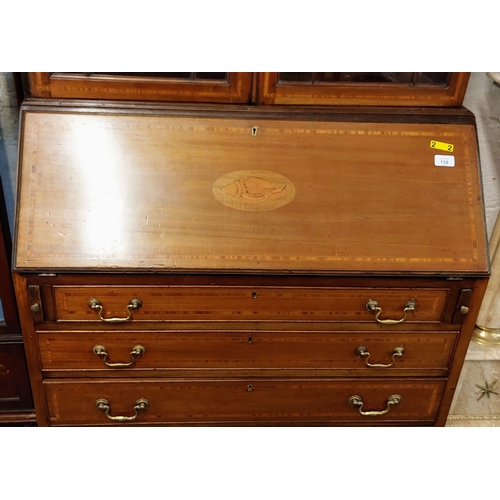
[213,170,295,211]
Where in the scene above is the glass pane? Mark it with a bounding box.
[416,72,449,85]
[0,299,3,323]
[54,73,229,82]
[88,72,193,79]
[279,72,314,83]
[315,72,414,83]
[278,72,451,87]
[0,72,19,236]
[194,73,228,81]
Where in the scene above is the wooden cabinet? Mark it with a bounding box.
[25,72,470,107]
[26,72,254,103]
[12,104,489,426]
[258,72,470,106]
[0,176,34,423]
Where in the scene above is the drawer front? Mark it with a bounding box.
[38,331,457,374]
[0,343,34,412]
[45,378,446,425]
[52,285,449,324]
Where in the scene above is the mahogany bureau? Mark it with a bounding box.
[12,101,489,426]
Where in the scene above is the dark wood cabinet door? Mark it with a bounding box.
[0,196,35,420]
[0,80,35,422]
[258,72,470,107]
[0,177,19,337]
[27,72,254,103]
[0,342,33,414]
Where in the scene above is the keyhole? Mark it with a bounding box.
[252,292,258,299]
[247,384,253,392]
[248,337,253,344]
[251,126,258,136]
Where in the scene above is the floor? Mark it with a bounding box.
[447,343,500,426]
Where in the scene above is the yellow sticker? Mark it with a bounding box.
[430,140,454,152]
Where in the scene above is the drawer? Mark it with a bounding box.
[51,285,450,324]
[37,330,458,375]
[0,342,34,412]
[44,378,446,425]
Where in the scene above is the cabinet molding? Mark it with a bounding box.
[258,72,470,107]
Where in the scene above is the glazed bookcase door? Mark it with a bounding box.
[27,72,254,103]
[258,72,470,107]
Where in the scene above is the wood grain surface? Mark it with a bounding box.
[44,378,446,425]
[37,330,458,375]
[15,109,488,275]
[51,285,449,323]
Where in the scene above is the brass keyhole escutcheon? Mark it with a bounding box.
[247,384,253,392]
[252,292,258,299]
[248,337,253,344]
[251,126,258,136]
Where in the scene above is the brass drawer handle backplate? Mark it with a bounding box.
[95,398,149,422]
[93,344,145,368]
[88,298,142,322]
[356,345,405,368]
[348,394,402,416]
[366,299,416,324]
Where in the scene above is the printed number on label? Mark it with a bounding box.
[430,140,454,152]
[434,155,455,167]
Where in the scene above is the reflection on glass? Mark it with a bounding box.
[417,73,449,85]
[315,73,414,83]
[278,72,450,86]
[279,72,314,82]
[98,72,192,79]
[194,73,227,80]
[0,299,4,323]
[0,72,19,236]
[54,72,229,82]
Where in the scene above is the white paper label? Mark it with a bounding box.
[434,155,455,167]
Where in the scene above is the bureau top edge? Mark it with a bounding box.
[20,100,478,126]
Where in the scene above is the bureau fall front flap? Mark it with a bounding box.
[14,108,488,275]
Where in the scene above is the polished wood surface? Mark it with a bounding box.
[15,108,488,275]
[16,271,486,426]
[37,330,458,375]
[51,285,449,323]
[434,276,489,425]
[27,72,254,103]
[259,73,470,107]
[0,342,34,414]
[12,102,489,427]
[44,378,446,425]
[26,72,470,108]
